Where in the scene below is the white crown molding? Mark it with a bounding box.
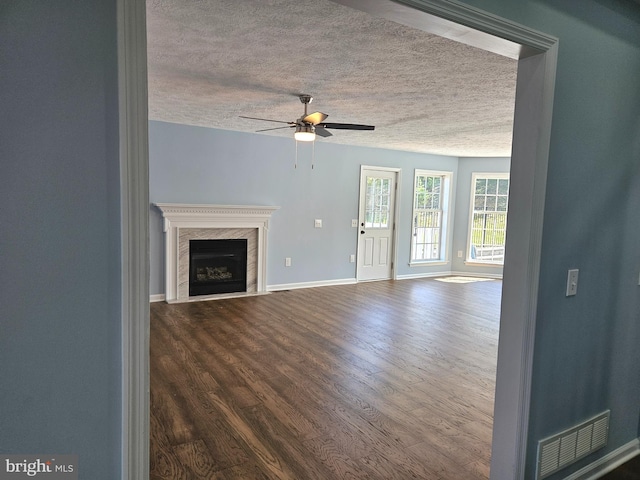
[332,0,557,59]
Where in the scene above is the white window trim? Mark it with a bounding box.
[409,169,453,265]
[466,172,510,265]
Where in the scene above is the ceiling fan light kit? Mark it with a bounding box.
[240,94,375,143]
[294,124,316,142]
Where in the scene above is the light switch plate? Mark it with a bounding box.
[351,219,358,228]
[566,269,579,296]
[314,219,322,228]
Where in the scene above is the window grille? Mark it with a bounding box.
[469,175,509,264]
[411,172,449,262]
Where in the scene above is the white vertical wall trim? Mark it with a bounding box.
[492,43,558,480]
[118,0,149,478]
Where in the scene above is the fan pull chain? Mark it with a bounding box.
[293,139,317,169]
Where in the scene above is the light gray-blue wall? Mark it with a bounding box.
[149,121,509,294]
[0,1,121,478]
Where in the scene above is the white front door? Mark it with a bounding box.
[356,167,398,281]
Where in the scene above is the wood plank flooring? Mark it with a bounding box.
[150,277,502,479]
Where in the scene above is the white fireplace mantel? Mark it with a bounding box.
[155,203,279,302]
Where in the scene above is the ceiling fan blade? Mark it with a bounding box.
[239,115,293,125]
[315,126,333,138]
[303,112,328,125]
[318,123,375,131]
[255,125,294,132]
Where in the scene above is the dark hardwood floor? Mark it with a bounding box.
[150,277,502,479]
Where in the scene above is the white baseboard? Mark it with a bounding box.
[564,438,640,480]
[267,278,357,292]
[449,270,503,279]
[149,293,165,303]
[149,278,357,302]
[152,272,504,302]
[395,271,452,280]
[395,270,503,281]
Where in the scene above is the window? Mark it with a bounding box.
[468,174,509,264]
[411,170,451,263]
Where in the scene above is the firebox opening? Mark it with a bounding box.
[189,239,248,296]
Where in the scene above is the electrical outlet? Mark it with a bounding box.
[566,269,579,296]
[314,219,322,228]
[285,257,291,267]
[457,250,463,258]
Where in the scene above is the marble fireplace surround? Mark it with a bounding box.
[155,203,279,303]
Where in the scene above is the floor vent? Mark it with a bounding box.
[537,410,610,479]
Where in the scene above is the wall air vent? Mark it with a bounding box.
[537,410,610,479]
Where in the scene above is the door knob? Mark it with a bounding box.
[360,230,365,234]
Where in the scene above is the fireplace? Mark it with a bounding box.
[155,204,279,303]
[189,239,248,296]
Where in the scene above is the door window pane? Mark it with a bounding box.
[365,177,391,229]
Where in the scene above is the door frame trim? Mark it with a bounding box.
[117,0,150,478]
[356,165,402,282]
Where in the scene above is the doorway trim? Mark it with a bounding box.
[119,1,558,479]
[118,0,150,478]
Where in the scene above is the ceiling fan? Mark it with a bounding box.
[240,94,375,142]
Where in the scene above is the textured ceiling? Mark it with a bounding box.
[146,0,518,157]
